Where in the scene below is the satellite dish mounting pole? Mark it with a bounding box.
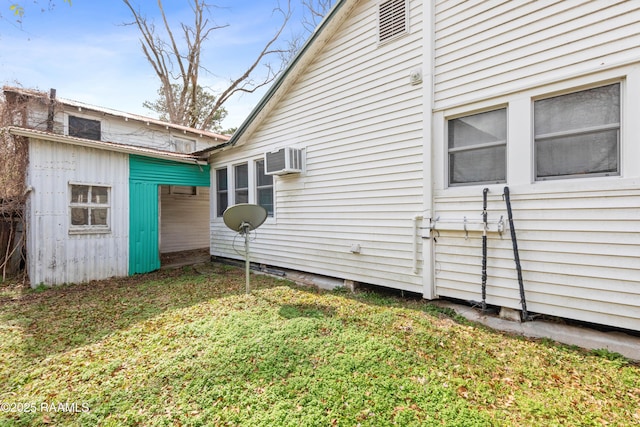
[222,204,268,296]
[242,222,251,294]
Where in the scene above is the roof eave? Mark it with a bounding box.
[199,0,351,158]
[7,126,209,166]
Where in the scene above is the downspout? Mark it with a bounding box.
[412,215,423,274]
[46,88,56,132]
[421,0,436,299]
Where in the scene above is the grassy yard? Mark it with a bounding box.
[1,265,638,426]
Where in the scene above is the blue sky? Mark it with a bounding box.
[0,1,307,128]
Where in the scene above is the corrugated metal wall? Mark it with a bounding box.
[128,155,210,275]
[26,139,129,285]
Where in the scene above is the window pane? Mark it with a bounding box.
[71,185,90,203]
[216,168,228,191]
[91,208,108,226]
[258,188,274,217]
[92,186,109,204]
[71,208,88,225]
[217,192,228,216]
[450,145,506,185]
[235,164,248,189]
[69,116,101,141]
[536,130,618,178]
[235,164,248,204]
[535,84,620,135]
[256,160,273,187]
[449,109,506,149]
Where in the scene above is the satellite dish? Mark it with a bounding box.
[223,203,268,233]
[222,204,268,294]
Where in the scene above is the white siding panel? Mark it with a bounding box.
[210,0,426,293]
[26,139,129,285]
[433,181,640,331]
[434,0,640,109]
[160,186,210,253]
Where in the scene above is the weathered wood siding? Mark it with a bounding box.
[432,0,640,331]
[26,139,129,285]
[210,0,427,292]
[24,103,222,152]
[160,186,210,253]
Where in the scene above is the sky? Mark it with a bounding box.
[0,1,310,129]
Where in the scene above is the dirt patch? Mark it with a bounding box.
[160,248,210,268]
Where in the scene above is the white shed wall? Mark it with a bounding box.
[432,0,640,331]
[210,0,427,293]
[26,139,129,285]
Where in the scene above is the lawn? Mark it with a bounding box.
[1,264,638,426]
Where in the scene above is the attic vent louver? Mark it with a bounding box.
[379,0,407,43]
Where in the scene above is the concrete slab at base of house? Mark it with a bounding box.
[434,300,640,362]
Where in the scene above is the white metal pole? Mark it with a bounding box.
[244,225,250,294]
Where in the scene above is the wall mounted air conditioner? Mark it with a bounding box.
[265,147,303,175]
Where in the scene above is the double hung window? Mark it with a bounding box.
[534,83,620,180]
[448,108,507,186]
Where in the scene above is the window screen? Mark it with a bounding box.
[448,108,507,186]
[534,83,620,180]
[68,116,101,141]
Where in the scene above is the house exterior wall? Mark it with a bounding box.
[160,186,210,253]
[210,0,428,293]
[19,99,222,152]
[26,139,129,285]
[431,0,640,331]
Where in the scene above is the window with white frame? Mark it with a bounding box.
[448,108,507,186]
[216,168,228,217]
[534,83,620,180]
[68,115,101,141]
[234,163,249,204]
[69,184,110,233]
[256,159,274,217]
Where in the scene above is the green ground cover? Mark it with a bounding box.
[1,265,638,426]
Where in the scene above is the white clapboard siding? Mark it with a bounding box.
[160,186,210,253]
[210,0,426,293]
[434,0,640,109]
[27,139,129,286]
[433,181,640,330]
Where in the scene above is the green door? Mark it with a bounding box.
[129,155,210,275]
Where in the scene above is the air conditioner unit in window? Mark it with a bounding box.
[265,147,303,175]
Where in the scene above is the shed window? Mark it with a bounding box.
[170,185,197,196]
[256,159,274,217]
[534,83,620,180]
[216,168,228,217]
[379,0,408,43]
[234,163,248,204]
[448,108,507,186]
[69,184,110,233]
[68,115,101,141]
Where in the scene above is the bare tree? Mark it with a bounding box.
[122,0,293,131]
[300,0,334,34]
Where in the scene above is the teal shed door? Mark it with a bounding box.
[129,155,210,275]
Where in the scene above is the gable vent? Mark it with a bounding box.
[379,0,407,43]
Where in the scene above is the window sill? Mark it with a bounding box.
[69,228,112,236]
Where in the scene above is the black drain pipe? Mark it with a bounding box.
[503,186,529,321]
[481,188,489,312]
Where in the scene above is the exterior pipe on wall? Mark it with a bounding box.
[413,215,423,274]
